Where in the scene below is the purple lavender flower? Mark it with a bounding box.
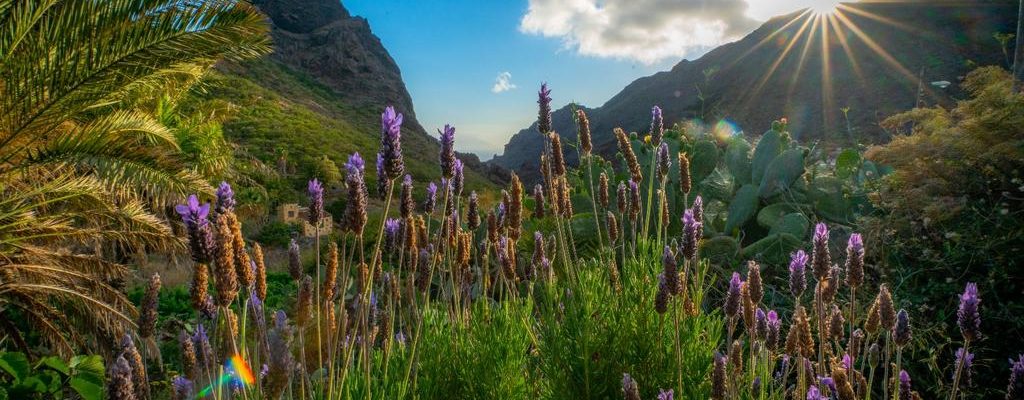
[681,208,702,260]
[954,347,974,387]
[958,282,981,341]
[842,353,852,370]
[662,245,679,295]
[789,250,808,298]
[894,309,911,347]
[656,141,671,181]
[712,352,727,400]
[537,83,552,134]
[380,105,404,179]
[651,105,664,145]
[657,388,673,400]
[774,355,790,383]
[307,178,324,225]
[172,376,193,400]
[384,218,401,253]
[344,152,369,235]
[766,310,781,351]
[424,182,438,213]
[724,272,742,318]
[806,386,822,400]
[846,233,864,288]
[898,370,912,400]
[622,373,641,400]
[176,194,215,263]
[192,324,214,372]
[628,180,641,219]
[755,308,768,340]
[1008,354,1024,399]
[216,182,235,215]
[453,158,465,196]
[439,124,456,178]
[819,376,836,393]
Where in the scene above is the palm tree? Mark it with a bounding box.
[0,0,269,355]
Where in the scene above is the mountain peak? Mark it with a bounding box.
[252,0,351,33]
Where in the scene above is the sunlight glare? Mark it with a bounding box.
[809,1,842,15]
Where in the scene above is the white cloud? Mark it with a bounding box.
[518,0,763,64]
[491,72,517,93]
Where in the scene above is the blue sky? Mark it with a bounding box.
[344,0,845,158]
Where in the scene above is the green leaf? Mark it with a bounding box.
[0,353,30,382]
[699,168,735,203]
[769,213,810,238]
[758,148,806,198]
[810,177,851,223]
[38,357,69,375]
[725,137,753,184]
[69,355,105,391]
[741,233,803,267]
[70,377,104,400]
[757,203,802,228]
[689,140,719,184]
[751,129,785,184]
[724,184,759,233]
[700,236,740,267]
[834,148,861,179]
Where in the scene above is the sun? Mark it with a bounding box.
[809,0,842,15]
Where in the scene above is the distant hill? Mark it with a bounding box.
[491,0,1015,182]
[205,0,507,197]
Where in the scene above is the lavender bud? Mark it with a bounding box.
[307,178,324,225]
[1007,354,1024,399]
[681,208,701,260]
[755,308,768,341]
[288,238,301,281]
[766,310,781,352]
[724,272,742,318]
[650,105,664,146]
[424,182,438,213]
[654,274,669,314]
[380,105,405,179]
[656,141,671,181]
[175,195,214,264]
[537,83,552,134]
[577,109,592,156]
[711,352,727,400]
[662,246,680,295]
[453,158,464,196]
[621,373,640,400]
[657,388,673,400]
[811,222,831,280]
[401,175,414,219]
[467,191,481,230]
[953,347,974,388]
[789,250,808,298]
[533,184,545,219]
[172,376,193,400]
[107,355,136,400]
[215,181,235,215]
[898,370,912,400]
[894,309,911,347]
[343,152,368,235]
[845,233,864,289]
[957,282,981,342]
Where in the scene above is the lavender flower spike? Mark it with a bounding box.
[380,105,404,179]
[657,388,674,400]
[789,249,808,298]
[307,178,324,225]
[651,105,664,146]
[537,83,552,134]
[176,194,214,263]
[453,158,465,196]
[216,182,235,214]
[424,182,438,213]
[681,208,702,260]
[957,282,981,341]
[724,272,742,318]
[439,124,456,178]
[953,347,974,388]
[1008,354,1024,399]
[621,373,641,400]
[898,370,912,400]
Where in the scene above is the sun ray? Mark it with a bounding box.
[826,11,865,83]
[728,9,812,68]
[832,10,921,85]
[746,12,816,105]
[787,14,822,98]
[820,13,835,130]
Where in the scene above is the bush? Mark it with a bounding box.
[864,66,1024,396]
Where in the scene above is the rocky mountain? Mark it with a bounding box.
[209,0,506,192]
[492,0,1015,182]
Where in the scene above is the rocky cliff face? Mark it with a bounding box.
[220,0,507,184]
[492,0,1014,182]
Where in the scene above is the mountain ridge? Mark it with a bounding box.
[491,1,1015,183]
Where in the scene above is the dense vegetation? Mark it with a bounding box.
[2,1,1023,400]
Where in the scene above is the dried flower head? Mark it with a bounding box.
[741,282,755,336]
[138,273,161,339]
[616,181,628,214]
[607,211,620,244]
[550,133,567,177]
[829,305,845,342]
[755,308,768,341]
[226,212,252,288]
[795,306,815,357]
[628,180,641,220]
[532,184,545,219]
[121,335,148,400]
[662,246,680,295]
[323,242,339,301]
[678,152,691,194]
[598,172,610,209]
[957,282,981,342]
[508,173,524,240]
[577,109,592,156]
[380,106,405,179]
[179,331,198,381]
[865,297,881,335]
[654,274,670,314]
[453,158,465,196]
[213,215,238,307]
[401,175,415,219]
[467,191,481,230]
[747,261,763,305]
[877,284,896,331]
[615,128,643,183]
[296,275,313,327]
[172,376,193,400]
[107,355,136,400]
[189,263,209,312]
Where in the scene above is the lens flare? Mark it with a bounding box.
[196,355,255,398]
[810,1,842,15]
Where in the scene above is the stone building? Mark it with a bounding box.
[276,203,332,237]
